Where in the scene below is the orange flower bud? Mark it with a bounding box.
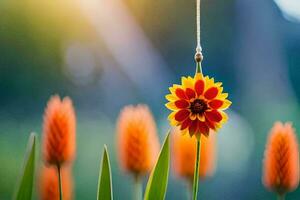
[39,166,73,200]
[116,104,160,176]
[42,95,76,165]
[263,122,299,195]
[172,127,216,181]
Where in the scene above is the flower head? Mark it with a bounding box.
[172,127,216,181]
[116,104,160,176]
[39,165,73,200]
[43,95,76,165]
[263,122,299,195]
[166,73,231,137]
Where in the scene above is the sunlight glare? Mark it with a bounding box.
[274,0,300,22]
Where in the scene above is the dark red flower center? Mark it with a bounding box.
[190,99,208,114]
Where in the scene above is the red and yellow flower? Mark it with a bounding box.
[166,73,231,137]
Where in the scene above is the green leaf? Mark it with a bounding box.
[14,133,36,200]
[144,132,170,200]
[97,145,113,200]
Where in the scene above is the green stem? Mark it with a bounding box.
[57,164,63,200]
[192,136,202,200]
[134,175,142,200]
[277,194,285,200]
[195,62,203,74]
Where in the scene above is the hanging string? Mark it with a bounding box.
[196,0,201,53]
[195,0,203,63]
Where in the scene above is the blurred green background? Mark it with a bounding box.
[1,0,300,199]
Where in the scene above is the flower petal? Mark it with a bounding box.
[208,99,224,109]
[205,110,222,122]
[194,73,203,80]
[181,128,189,135]
[204,76,214,90]
[220,111,228,123]
[165,94,177,101]
[168,112,178,126]
[190,113,197,120]
[197,114,205,122]
[198,121,209,136]
[218,93,228,99]
[185,88,196,100]
[181,118,192,130]
[204,87,218,100]
[205,118,216,130]
[175,88,188,100]
[165,102,178,111]
[182,77,194,89]
[175,109,190,122]
[175,100,189,109]
[195,80,205,96]
[188,120,198,136]
[220,99,232,110]
[169,85,180,95]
